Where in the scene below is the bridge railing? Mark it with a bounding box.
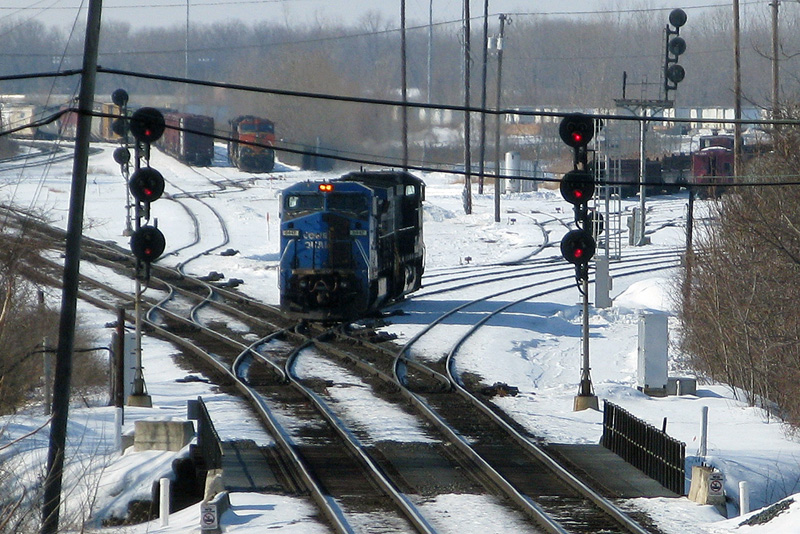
[601,400,685,495]
[187,396,223,471]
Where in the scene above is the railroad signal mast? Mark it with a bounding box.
[112,91,167,408]
[128,106,167,280]
[663,9,687,100]
[558,113,599,411]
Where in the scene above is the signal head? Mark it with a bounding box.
[111,88,129,108]
[129,167,165,203]
[559,113,594,149]
[582,208,604,235]
[113,147,131,165]
[130,107,165,144]
[130,225,166,263]
[111,117,129,137]
[666,64,686,85]
[668,36,686,57]
[669,8,687,29]
[561,229,596,265]
[560,170,595,205]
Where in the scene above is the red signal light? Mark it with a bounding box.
[561,229,596,265]
[559,113,595,149]
[319,183,334,193]
[130,107,165,144]
[130,225,166,263]
[560,170,595,206]
[129,167,165,203]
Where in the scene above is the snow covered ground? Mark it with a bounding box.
[2,141,800,533]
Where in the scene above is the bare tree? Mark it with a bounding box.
[679,106,800,427]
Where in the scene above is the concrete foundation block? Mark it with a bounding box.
[667,376,697,396]
[689,465,726,508]
[134,419,195,452]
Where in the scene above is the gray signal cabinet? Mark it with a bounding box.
[637,313,668,396]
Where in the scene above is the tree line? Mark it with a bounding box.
[679,107,800,429]
[1,5,800,164]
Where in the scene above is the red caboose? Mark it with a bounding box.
[690,135,734,199]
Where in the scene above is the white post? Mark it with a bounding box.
[114,407,123,452]
[739,480,750,516]
[699,406,709,458]
[159,478,171,526]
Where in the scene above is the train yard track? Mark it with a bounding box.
[4,201,682,534]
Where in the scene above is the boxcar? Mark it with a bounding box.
[160,112,215,166]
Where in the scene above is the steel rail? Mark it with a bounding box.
[285,340,440,534]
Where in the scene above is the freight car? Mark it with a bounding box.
[598,158,664,198]
[690,135,734,199]
[228,115,275,172]
[1,103,41,138]
[34,104,78,140]
[279,170,425,321]
[160,112,214,166]
[92,102,125,142]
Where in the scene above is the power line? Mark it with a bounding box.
[4,67,800,189]
[4,66,800,130]
[5,104,799,192]
[4,66,800,131]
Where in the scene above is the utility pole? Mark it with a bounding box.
[477,0,489,195]
[771,0,779,119]
[733,0,743,178]
[427,0,433,105]
[185,0,190,106]
[401,0,409,170]
[41,2,102,533]
[462,0,472,215]
[493,14,509,223]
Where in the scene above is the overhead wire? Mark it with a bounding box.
[21,0,85,215]
[0,2,85,244]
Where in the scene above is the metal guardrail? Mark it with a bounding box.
[601,400,686,495]
[188,396,223,471]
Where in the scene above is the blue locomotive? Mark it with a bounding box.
[279,170,425,321]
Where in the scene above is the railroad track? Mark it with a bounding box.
[13,209,674,533]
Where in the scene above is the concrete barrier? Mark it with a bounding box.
[134,419,195,452]
[200,491,230,533]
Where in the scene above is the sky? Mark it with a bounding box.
[4,0,740,31]
[3,136,800,533]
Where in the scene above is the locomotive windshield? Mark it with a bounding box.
[285,194,324,212]
[239,121,274,134]
[328,193,369,217]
